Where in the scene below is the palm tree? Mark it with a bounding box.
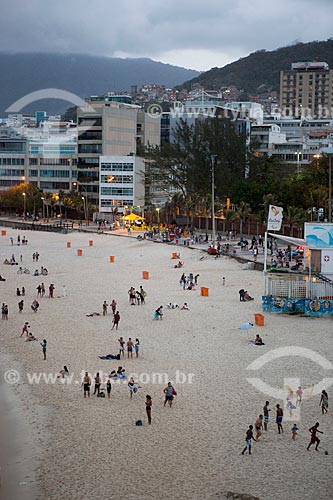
[284,206,306,236]
[229,202,251,238]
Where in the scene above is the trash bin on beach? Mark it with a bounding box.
[172,253,178,259]
[67,242,71,248]
[89,240,93,246]
[1,230,6,236]
[77,249,82,256]
[201,287,209,297]
[110,256,115,263]
[254,313,265,326]
[142,271,149,279]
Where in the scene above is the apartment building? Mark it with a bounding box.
[27,139,77,192]
[280,62,333,118]
[77,95,160,208]
[0,134,26,189]
[99,155,145,215]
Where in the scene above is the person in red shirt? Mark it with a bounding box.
[307,422,323,451]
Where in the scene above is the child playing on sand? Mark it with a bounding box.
[291,424,299,441]
[106,378,112,399]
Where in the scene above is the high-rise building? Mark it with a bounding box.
[280,62,333,119]
[77,97,140,207]
[77,95,160,208]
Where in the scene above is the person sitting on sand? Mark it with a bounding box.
[0,275,6,281]
[180,303,189,310]
[31,299,39,313]
[254,334,265,345]
[57,366,69,378]
[3,259,10,265]
[244,291,254,301]
[34,269,39,276]
[154,305,163,320]
[26,332,37,341]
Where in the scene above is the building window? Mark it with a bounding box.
[29,170,38,177]
[78,144,102,154]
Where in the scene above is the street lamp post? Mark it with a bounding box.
[41,197,45,219]
[295,151,302,176]
[156,207,160,228]
[322,147,333,222]
[22,192,26,218]
[81,196,88,223]
[211,155,217,243]
[73,181,89,225]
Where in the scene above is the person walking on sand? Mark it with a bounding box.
[82,372,91,398]
[319,390,328,415]
[307,422,323,451]
[49,284,55,298]
[93,372,101,395]
[112,311,120,330]
[127,338,134,358]
[128,377,137,399]
[241,425,257,455]
[20,322,29,337]
[255,415,263,440]
[106,378,112,399]
[276,404,284,434]
[118,336,125,357]
[135,338,140,358]
[41,283,45,298]
[163,382,176,408]
[102,301,108,316]
[146,395,152,424]
[18,299,24,313]
[291,424,299,441]
[21,286,25,296]
[41,339,47,360]
[111,299,117,315]
[263,401,270,431]
[36,284,42,297]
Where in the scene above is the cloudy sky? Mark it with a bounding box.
[1,0,332,71]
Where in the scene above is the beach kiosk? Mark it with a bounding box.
[262,223,333,316]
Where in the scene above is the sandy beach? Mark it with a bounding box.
[0,227,332,500]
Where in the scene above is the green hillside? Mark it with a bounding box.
[180,39,333,94]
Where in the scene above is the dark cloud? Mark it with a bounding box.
[1,0,332,70]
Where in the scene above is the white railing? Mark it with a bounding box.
[267,274,333,300]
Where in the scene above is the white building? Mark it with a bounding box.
[99,155,145,215]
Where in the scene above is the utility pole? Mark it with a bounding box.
[211,155,217,243]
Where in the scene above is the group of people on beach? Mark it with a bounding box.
[127,286,147,305]
[242,389,329,455]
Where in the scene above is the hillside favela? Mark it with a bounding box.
[0,2,332,500]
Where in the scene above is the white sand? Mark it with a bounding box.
[0,228,332,500]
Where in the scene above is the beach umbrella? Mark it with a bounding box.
[239,322,254,340]
[239,322,254,330]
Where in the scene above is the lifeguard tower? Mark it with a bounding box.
[262,223,333,316]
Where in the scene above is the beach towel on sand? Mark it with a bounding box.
[99,354,121,360]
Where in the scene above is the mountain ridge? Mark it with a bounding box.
[179,39,333,94]
[0,53,199,116]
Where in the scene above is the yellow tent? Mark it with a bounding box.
[120,213,145,221]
